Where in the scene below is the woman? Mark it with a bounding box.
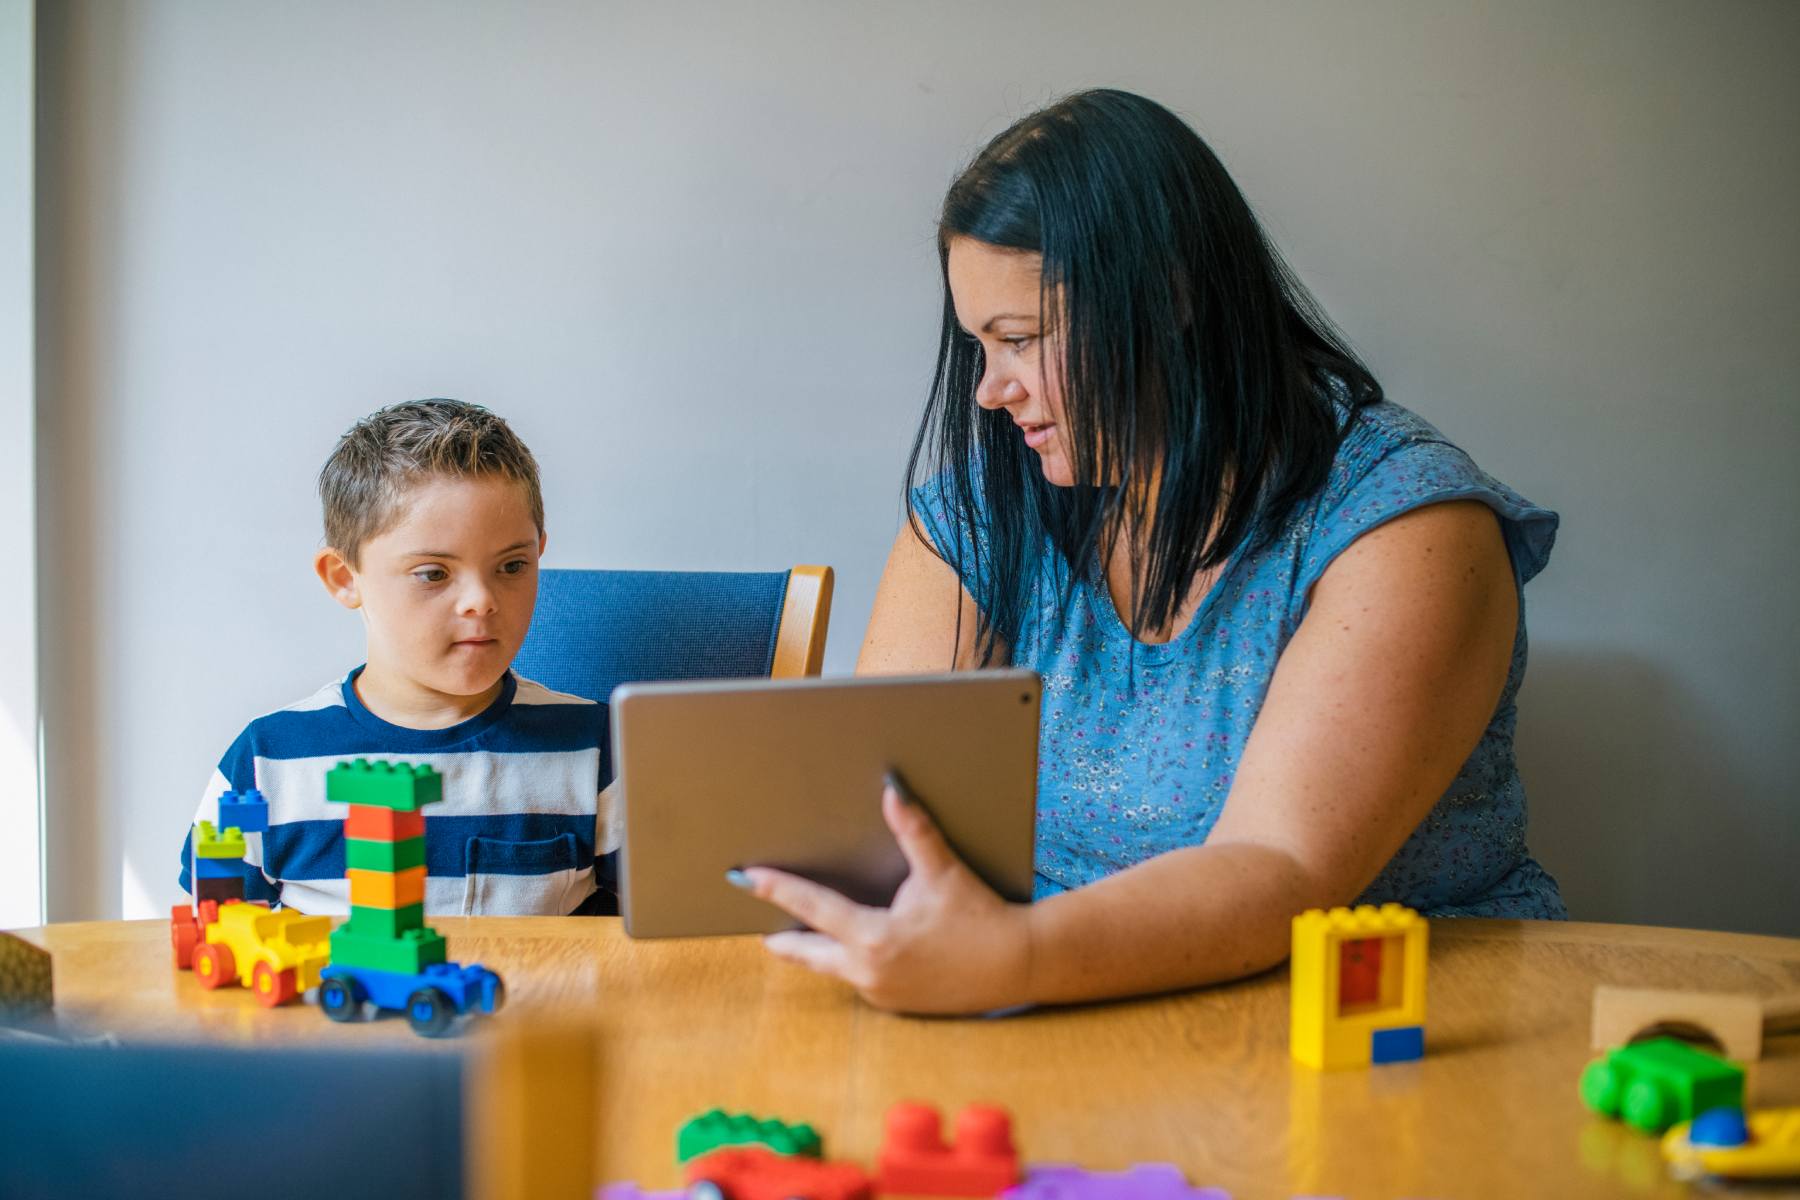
[731,89,1564,1014]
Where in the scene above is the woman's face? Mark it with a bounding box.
[946,235,1073,486]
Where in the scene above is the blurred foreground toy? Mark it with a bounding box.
[1290,903,1427,1069]
[318,759,504,1037]
[0,929,52,1023]
[1663,1105,1800,1181]
[1001,1163,1230,1199]
[1592,985,1800,1062]
[685,1144,872,1200]
[1581,1036,1744,1135]
[679,1107,823,1162]
[878,1101,1020,1195]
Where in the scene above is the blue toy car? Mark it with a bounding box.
[317,961,505,1037]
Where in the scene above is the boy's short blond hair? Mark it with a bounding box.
[320,399,544,566]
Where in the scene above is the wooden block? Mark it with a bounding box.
[466,1018,598,1200]
[1591,986,1766,1061]
[0,930,53,1022]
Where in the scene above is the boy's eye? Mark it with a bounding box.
[500,559,530,576]
[412,567,448,584]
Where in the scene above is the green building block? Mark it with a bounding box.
[345,836,426,872]
[343,902,425,939]
[193,821,247,859]
[329,925,447,975]
[1579,1037,1745,1134]
[325,760,444,812]
[676,1108,823,1164]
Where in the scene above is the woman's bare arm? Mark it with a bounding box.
[857,520,996,675]
[1019,500,1520,1003]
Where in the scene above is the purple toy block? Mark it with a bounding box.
[595,1185,687,1200]
[1001,1163,1231,1200]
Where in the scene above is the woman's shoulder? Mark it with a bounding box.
[1298,400,1560,589]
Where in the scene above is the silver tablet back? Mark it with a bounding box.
[612,670,1040,938]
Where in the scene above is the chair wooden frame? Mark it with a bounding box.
[770,565,833,678]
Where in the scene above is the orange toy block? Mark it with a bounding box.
[876,1102,1019,1196]
[344,805,427,842]
[347,865,426,908]
[686,1146,872,1200]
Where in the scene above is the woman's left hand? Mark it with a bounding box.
[731,779,1034,1015]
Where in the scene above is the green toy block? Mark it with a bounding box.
[676,1108,824,1164]
[1580,1036,1745,1134]
[193,821,247,859]
[343,902,425,939]
[329,925,447,975]
[345,836,426,872]
[325,759,444,812]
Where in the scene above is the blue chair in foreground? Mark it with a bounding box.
[511,564,835,703]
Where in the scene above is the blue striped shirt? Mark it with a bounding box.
[177,668,616,916]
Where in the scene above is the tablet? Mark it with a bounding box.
[612,669,1041,938]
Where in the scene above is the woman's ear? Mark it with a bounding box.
[314,547,361,610]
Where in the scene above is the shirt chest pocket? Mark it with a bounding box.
[461,832,586,916]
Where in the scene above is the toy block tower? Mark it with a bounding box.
[1290,903,1428,1070]
[326,759,448,974]
[191,789,269,905]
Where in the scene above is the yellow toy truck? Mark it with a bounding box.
[188,901,331,1007]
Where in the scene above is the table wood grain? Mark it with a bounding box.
[13,916,1800,1200]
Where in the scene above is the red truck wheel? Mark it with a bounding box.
[251,961,299,1008]
[193,942,236,990]
[169,907,199,969]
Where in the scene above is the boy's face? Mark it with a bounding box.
[317,474,545,712]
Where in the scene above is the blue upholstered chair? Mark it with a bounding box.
[511,565,834,703]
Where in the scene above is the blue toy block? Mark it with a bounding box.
[218,789,270,834]
[1371,1024,1425,1064]
[192,856,244,881]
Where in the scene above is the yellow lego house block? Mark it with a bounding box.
[1290,903,1428,1070]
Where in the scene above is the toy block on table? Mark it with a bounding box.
[877,1101,1020,1196]
[344,805,427,841]
[685,1145,873,1200]
[1290,903,1428,1070]
[195,876,245,904]
[217,788,269,833]
[193,854,246,881]
[329,924,448,975]
[347,865,428,908]
[1001,1164,1231,1199]
[678,1107,824,1163]
[0,930,53,1022]
[596,1186,689,1200]
[1663,1105,1800,1182]
[1581,1036,1745,1135]
[193,821,248,859]
[326,759,444,811]
[346,836,426,873]
[344,902,425,939]
[1591,985,1800,1062]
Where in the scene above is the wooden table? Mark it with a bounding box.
[15,916,1800,1199]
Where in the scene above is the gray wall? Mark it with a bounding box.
[37,1,1799,933]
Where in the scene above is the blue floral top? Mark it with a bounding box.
[913,401,1567,919]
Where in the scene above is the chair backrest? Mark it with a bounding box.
[511,566,833,703]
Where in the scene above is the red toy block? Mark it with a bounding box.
[1339,936,1383,1008]
[170,904,200,969]
[685,1145,873,1200]
[344,805,427,842]
[877,1101,1020,1196]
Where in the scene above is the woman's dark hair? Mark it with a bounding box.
[907,88,1381,663]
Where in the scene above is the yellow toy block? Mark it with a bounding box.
[1290,903,1428,1070]
[348,865,427,908]
[193,821,248,859]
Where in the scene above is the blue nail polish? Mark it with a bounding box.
[725,868,753,890]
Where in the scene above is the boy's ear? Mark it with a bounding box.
[314,547,362,610]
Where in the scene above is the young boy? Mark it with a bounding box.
[177,399,616,915]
